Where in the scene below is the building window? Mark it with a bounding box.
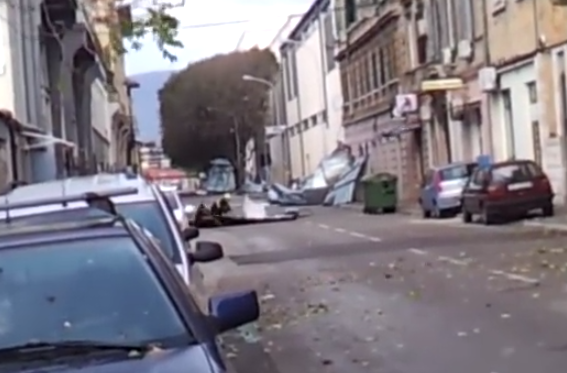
[290,50,299,97]
[557,51,567,137]
[371,52,378,89]
[378,49,386,86]
[502,89,515,159]
[526,81,537,104]
[532,120,542,165]
[362,57,370,95]
[417,35,428,65]
[341,70,350,102]
[345,0,357,27]
[282,55,292,100]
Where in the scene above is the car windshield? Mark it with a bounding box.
[0,237,191,350]
[8,202,180,263]
[440,164,476,181]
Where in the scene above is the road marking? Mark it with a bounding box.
[408,248,428,256]
[489,269,539,284]
[349,231,366,238]
[438,256,470,266]
[313,224,382,242]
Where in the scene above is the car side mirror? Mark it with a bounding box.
[208,290,260,333]
[182,227,199,241]
[190,241,224,262]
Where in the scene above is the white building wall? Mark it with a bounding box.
[91,78,111,142]
[0,0,44,183]
[296,25,325,120]
[0,2,18,120]
[324,67,344,152]
[489,61,537,162]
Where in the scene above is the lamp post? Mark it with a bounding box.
[242,74,288,183]
[124,78,140,170]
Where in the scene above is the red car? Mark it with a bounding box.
[461,159,554,224]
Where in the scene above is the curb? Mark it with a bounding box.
[522,220,567,233]
[335,203,421,216]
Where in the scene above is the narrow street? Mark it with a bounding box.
[192,198,567,373]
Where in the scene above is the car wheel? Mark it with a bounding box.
[481,205,493,225]
[462,209,472,223]
[422,206,431,218]
[542,202,554,217]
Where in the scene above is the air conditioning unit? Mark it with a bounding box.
[457,40,472,60]
[479,67,498,92]
[442,47,454,65]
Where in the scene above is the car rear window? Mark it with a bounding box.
[491,162,539,184]
[440,164,476,181]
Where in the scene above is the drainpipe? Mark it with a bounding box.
[317,11,330,156]
[293,47,306,177]
[7,127,19,182]
[480,0,494,156]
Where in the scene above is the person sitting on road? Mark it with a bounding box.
[192,203,222,227]
[218,197,231,215]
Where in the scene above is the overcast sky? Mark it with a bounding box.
[124,0,311,75]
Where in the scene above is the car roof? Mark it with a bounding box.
[490,159,535,167]
[435,161,476,170]
[0,216,131,249]
[0,173,158,219]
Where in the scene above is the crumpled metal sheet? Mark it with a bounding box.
[204,158,236,194]
[324,157,367,206]
[267,183,308,205]
[300,147,353,190]
[264,145,370,206]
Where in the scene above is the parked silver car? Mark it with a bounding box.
[419,162,477,218]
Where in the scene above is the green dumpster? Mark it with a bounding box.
[362,173,398,214]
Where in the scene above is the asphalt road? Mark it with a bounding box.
[188,197,567,373]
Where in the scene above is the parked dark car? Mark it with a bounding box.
[0,191,259,373]
[461,159,554,224]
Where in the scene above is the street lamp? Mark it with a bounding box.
[241,74,289,183]
[242,74,274,88]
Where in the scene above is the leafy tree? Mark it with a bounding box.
[109,2,183,62]
[159,48,278,179]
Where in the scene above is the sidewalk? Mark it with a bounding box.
[522,206,567,232]
[337,202,567,232]
[335,201,422,216]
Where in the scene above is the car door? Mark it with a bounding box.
[462,168,488,213]
[154,188,191,285]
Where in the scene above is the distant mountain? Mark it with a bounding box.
[130,70,175,143]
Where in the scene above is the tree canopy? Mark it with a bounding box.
[159,48,278,173]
